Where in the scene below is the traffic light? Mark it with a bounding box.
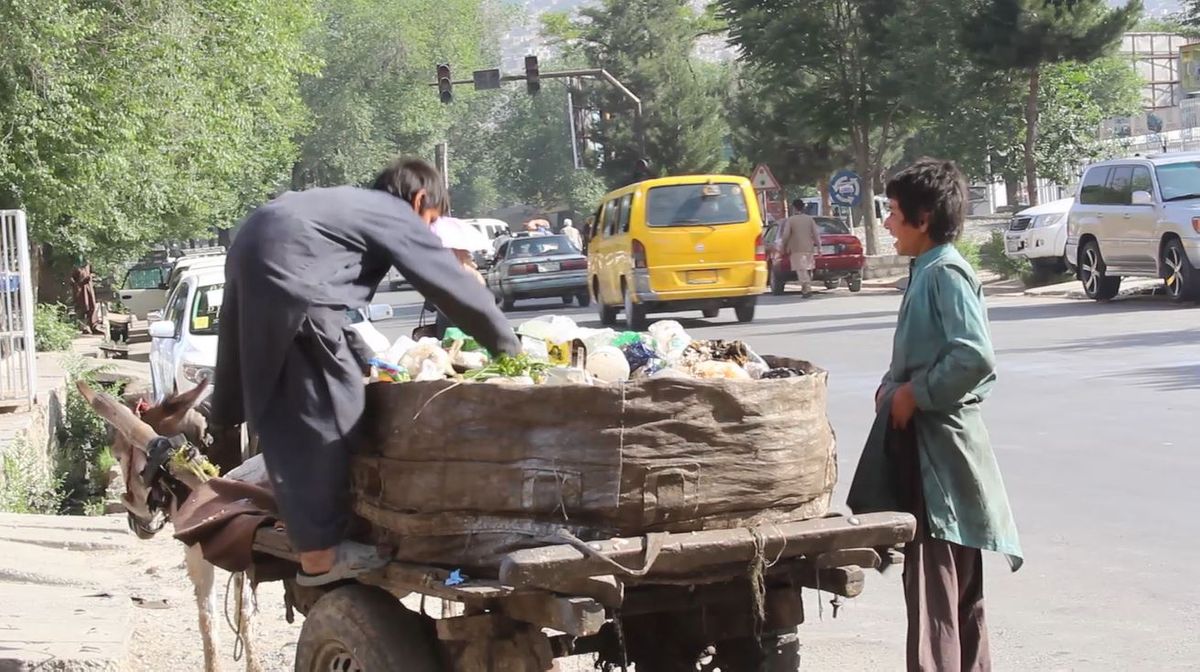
[437,64,452,104]
[525,55,540,95]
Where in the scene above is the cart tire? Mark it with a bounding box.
[295,585,441,672]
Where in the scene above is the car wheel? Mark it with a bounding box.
[702,307,720,319]
[623,284,648,331]
[1162,237,1199,303]
[734,297,757,323]
[848,277,863,293]
[769,265,786,296]
[576,291,592,308]
[501,296,516,311]
[562,295,574,305]
[824,280,840,290]
[1079,240,1122,301]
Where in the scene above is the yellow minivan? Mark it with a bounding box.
[586,175,767,330]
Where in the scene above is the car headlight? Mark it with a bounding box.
[182,363,215,386]
[1034,213,1067,228]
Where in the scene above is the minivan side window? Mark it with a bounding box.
[1106,167,1134,206]
[1078,167,1112,205]
[604,200,619,237]
[619,195,632,233]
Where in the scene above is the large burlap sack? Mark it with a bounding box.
[352,356,836,572]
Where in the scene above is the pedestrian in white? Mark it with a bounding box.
[561,218,582,250]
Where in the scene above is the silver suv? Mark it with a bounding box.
[1066,153,1200,302]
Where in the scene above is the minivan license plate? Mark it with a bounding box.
[687,270,718,284]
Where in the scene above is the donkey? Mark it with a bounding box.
[81,379,264,672]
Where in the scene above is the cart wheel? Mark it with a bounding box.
[295,585,441,672]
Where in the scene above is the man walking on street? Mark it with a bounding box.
[848,159,1022,671]
[561,218,582,250]
[212,158,521,586]
[777,200,823,296]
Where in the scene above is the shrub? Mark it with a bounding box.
[34,303,76,352]
[954,237,982,270]
[56,356,121,514]
[0,437,65,514]
[978,230,1030,280]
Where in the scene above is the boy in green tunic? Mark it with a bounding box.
[848,159,1022,671]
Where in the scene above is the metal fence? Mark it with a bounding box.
[0,211,37,407]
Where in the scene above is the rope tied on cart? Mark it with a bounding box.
[548,528,668,578]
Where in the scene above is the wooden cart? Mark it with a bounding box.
[252,510,915,672]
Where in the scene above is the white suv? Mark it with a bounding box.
[1065,154,1200,302]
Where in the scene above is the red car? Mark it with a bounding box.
[763,217,865,295]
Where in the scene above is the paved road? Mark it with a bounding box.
[370,282,1200,670]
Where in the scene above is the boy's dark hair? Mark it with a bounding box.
[885,158,968,244]
[791,198,805,210]
[372,158,450,214]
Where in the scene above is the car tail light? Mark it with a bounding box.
[561,258,587,271]
[1193,217,1200,234]
[632,240,648,269]
[846,240,863,254]
[755,234,766,261]
[508,264,537,276]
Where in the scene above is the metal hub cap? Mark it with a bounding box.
[1081,248,1100,295]
[1164,246,1183,297]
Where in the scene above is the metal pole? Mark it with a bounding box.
[566,80,581,170]
[434,142,450,214]
[14,211,36,406]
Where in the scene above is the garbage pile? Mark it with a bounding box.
[368,316,805,386]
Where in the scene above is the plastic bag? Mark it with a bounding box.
[692,360,752,380]
[621,341,658,373]
[586,346,631,383]
[400,339,453,382]
[648,321,692,363]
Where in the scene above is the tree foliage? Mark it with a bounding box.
[963,0,1142,204]
[0,0,317,268]
[546,0,731,188]
[292,0,508,189]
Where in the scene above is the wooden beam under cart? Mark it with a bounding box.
[499,512,915,586]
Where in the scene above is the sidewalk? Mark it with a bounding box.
[0,513,134,671]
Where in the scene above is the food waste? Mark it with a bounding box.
[367,316,806,386]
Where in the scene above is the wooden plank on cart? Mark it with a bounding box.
[499,512,915,586]
[501,594,606,637]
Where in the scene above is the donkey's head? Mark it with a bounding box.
[80,379,213,539]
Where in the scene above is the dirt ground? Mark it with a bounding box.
[122,527,598,671]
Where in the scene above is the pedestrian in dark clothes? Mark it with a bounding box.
[211,158,521,586]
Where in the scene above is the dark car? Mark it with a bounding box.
[763,216,865,295]
[486,234,590,311]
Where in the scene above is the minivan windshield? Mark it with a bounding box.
[647,183,749,227]
[1156,161,1200,201]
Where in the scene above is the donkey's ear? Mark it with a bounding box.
[76,380,158,447]
[158,378,210,424]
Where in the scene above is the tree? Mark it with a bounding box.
[963,0,1141,205]
[726,64,854,202]
[0,0,317,294]
[293,0,508,189]
[718,0,949,254]
[544,1,731,188]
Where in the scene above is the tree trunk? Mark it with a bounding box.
[853,140,879,256]
[1023,67,1041,208]
[1005,178,1021,211]
[819,178,830,214]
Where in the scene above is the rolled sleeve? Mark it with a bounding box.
[911,266,996,412]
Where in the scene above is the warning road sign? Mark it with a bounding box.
[750,164,782,192]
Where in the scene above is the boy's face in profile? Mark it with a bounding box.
[407,188,442,225]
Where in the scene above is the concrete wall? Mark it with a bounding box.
[864,254,911,280]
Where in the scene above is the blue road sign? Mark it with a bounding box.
[829,170,863,208]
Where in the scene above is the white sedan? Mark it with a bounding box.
[149,267,394,403]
